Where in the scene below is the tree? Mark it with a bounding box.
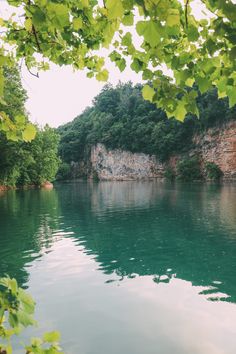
[58,82,234,172]
[0,66,36,141]
[0,67,60,187]
[0,0,236,127]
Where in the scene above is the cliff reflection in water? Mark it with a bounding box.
[58,181,236,303]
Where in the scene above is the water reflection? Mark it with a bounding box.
[0,189,61,285]
[1,181,236,354]
[58,181,236,303]
[0,181,236,301]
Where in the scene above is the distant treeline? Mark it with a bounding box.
[58,82,236,173]
[0,67,60,187]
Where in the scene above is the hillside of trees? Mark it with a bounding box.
[58,82,236,178]
[0,67,60,188]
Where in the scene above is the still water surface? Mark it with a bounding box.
[0,181,236,354]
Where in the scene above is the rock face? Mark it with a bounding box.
[91,144,164,180]
[90,121,236,181]
[192,121,236,179]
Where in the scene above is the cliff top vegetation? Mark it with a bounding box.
[58,82,236,165]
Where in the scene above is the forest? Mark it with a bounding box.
[1,68,235,186]
[57,82,236,179]
[0,67,59,188]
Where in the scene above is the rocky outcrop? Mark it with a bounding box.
[91,144,164,180]
[90,121,236,181]
[192,121,236,179]
[41,181,54,189]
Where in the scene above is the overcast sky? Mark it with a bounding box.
[21,61,142,128]
[1,0,210,128]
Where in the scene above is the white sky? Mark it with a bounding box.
[0,0,210,128]
[21,61,142,128]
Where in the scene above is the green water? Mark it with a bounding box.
[0,181,236,354]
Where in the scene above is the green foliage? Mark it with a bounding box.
[0,67,60,187]
[0,126,60,187]
[164,166,175,181]
[205,162,223,180]
[0,0,235,123]
[0,67,36,142]
[58,82,195,167]
[0,276,62,354]
[56,162,71,181]
[177,156,202,181]
[58,82,235,176]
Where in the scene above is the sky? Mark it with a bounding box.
[21,61,142,128]
[0,0,210,128]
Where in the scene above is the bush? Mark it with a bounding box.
[164,166,175,180]
[177,156,202,181]
[205,162,223,180]
[56,162,71,180]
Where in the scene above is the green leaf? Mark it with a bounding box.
[196,77,211,93]
[8,278,18,295]
[131,58,143,73]
[18,289,35,314]
[186,77,195,87]
[73,18,83,31]
[17,311,35,327]
[116,58,126,71]
[22,123,37,142]
[136,21,160,47]
[24,18,32,32]
[96,69,109,81]
[122,12,134,26]
[15,115,26,126]
[43,331,61,343]
[47,3,70,27]
[218,91,227,99]
[187,25,199,41]
[32,9,46,26]
[121,32,132,47]
[106,0,124,20]
[0,69,4,97]
[166,9,180,27]
[6,131,19,141]
[175,101,187,121]
[9,313,19,328]
[229,46,236,60]
[226,85,236,108]
[142,85,155,102]
[81,0,89,7]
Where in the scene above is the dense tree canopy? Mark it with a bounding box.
[0,66,60,187]
[0,125,60,186]
[0,66,36,141]
[58,82,236,169]
[1,0,236,130]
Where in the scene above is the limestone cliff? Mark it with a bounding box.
[90,121,236,181]
[91,144,164,180]
[192,121,236,180]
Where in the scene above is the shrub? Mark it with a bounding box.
[164,166,175,180]
[177,156,202,181]
[205,162,223,180]
[56,162,71,180]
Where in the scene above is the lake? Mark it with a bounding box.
[0,181,236,354]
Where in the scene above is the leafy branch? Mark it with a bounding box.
[0,276,63,354]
